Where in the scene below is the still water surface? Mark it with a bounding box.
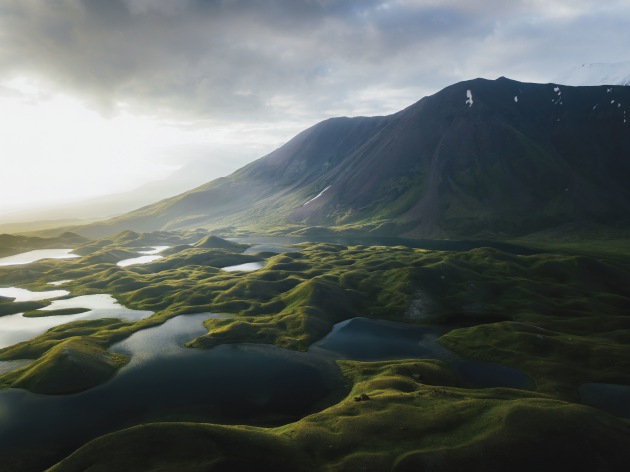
[0,249,78,266]
[0,292,153,349]
[0,313,344,470]
[0,286,69,302]
[0,237,540,470]
[579,383,630,419]
[312,317,533,390]
[116,246,170,267]
[222,261,265,272]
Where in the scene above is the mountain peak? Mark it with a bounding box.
[79,77,630,239]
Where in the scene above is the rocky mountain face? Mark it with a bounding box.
[81,77,630,238]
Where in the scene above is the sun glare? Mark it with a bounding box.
[0,79,195,215]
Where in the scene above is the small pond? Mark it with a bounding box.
[0,292,153,349]
[243,244,295,255]
[0,286,69,302]
[0,249,78,266]
[117,246,170,267]
[222,261,265,272]
[579,383,630,419]
[47,280,73,286]
[311,317,533,390]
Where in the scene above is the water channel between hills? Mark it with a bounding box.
[0,313,345,470]
[0,238,626,470]
[0,311,534,470]
[0,249,78,266]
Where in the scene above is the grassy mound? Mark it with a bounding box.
[22,307,89,318]
[0,338,128,394]
[1,232,629,402]
[48,360,630,471]
[193,234,249,251]
[440,321,630,400]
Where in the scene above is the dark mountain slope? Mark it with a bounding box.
[81,77,630,238]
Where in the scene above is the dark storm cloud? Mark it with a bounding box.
[0,0,628,121]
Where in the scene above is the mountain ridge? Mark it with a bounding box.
[78,77,630,239]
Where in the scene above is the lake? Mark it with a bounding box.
[579,383,630,419]
[2,312,533,471]
[0,292,153,349]
[0,312,345,471]
[0,237,542,471]
[0,286,69,302]
[0,249,78,266]
[312,317,533,390]
[117,246,170,267]
[222,261,265,272]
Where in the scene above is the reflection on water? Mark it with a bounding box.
[312,317,533,390]
[0,286,69,302]
[311,318,453,361]
[117,246,170,267]
[117,255,162,267]
[47,280,73,286]
[0,293,153,349]
[579,383,630,419]
[222,262,264,272]
[0,313,344,471]
[138,246,170,255]
[244,244,295,255]
[0,249,78,266]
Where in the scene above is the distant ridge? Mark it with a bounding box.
[79,77,630,239]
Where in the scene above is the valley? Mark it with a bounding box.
[1,77,629,471]
[0,231,629,470]
[2,1,630,470]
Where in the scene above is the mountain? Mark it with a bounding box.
[553,60,630,86]
[79,77,630,239]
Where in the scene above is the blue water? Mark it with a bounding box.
[0,313,344,471]
[311,317,533,390]
[579,383,630,419]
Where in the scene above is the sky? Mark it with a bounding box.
[0,0,629,219]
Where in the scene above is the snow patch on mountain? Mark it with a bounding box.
[466,90,473,107]
[553,61,630,86]
[303,185,331,206]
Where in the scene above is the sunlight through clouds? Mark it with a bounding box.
[0,0,628,218]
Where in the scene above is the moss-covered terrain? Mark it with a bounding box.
[1,233,629,399]
[0,230,629,470]
[0,338,128,394]
[0,232,87,258]
[49,360,630,471]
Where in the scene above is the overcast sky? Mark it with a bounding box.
[1,0,629,217]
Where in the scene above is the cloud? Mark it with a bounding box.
[0,0,628,124]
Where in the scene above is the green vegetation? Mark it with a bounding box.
[0,232,86,258]
[0,338,128,394]
[49,360,630,471]
[1,232,629,403]
[23,307,89,318]
[1,230,630,470]
[0,299,47,317]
